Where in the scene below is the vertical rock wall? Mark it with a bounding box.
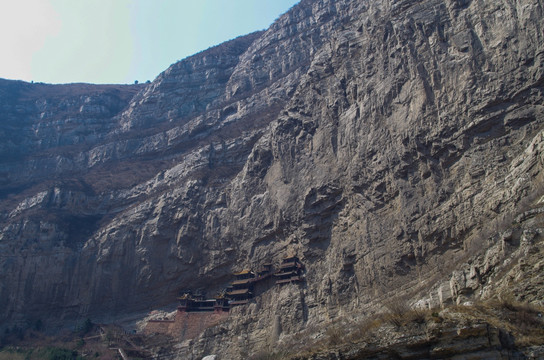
[0,2,543,357]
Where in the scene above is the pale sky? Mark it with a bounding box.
[0,0,300,84]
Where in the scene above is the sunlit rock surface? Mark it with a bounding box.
[1,0,543,357]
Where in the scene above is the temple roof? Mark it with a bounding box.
[233,269,254,276]
[231,278,252,286]
[274,270,299,277]
[227,288,251,296]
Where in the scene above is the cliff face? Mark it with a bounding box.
[1,0,543,356]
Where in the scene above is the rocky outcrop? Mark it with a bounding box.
[1,0,544,357]
[0,81,142,186]
[289,318,544,360]
[417,207,544,310]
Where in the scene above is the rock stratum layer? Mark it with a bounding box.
[1,0,543,357]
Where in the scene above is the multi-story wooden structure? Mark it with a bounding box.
[274,255,304,285]
[177,256,305,310]
[226,269,255,305]
[257,263,273,277]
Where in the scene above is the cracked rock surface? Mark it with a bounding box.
[0,0,543,356]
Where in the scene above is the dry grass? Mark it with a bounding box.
[495,297,544,346]
[0,348,26,360]
[449,297,544,347]
[383,298,429,327]
[346,317,384,343]
[250,350,290,360]
[285,302,433,359]
[286,295,544,360]
[324,324,346,347]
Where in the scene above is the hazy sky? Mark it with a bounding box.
[0,0,299,84]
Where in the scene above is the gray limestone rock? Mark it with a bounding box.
[0,0,544,356]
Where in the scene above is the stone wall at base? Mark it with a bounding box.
[144,310,229,340]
